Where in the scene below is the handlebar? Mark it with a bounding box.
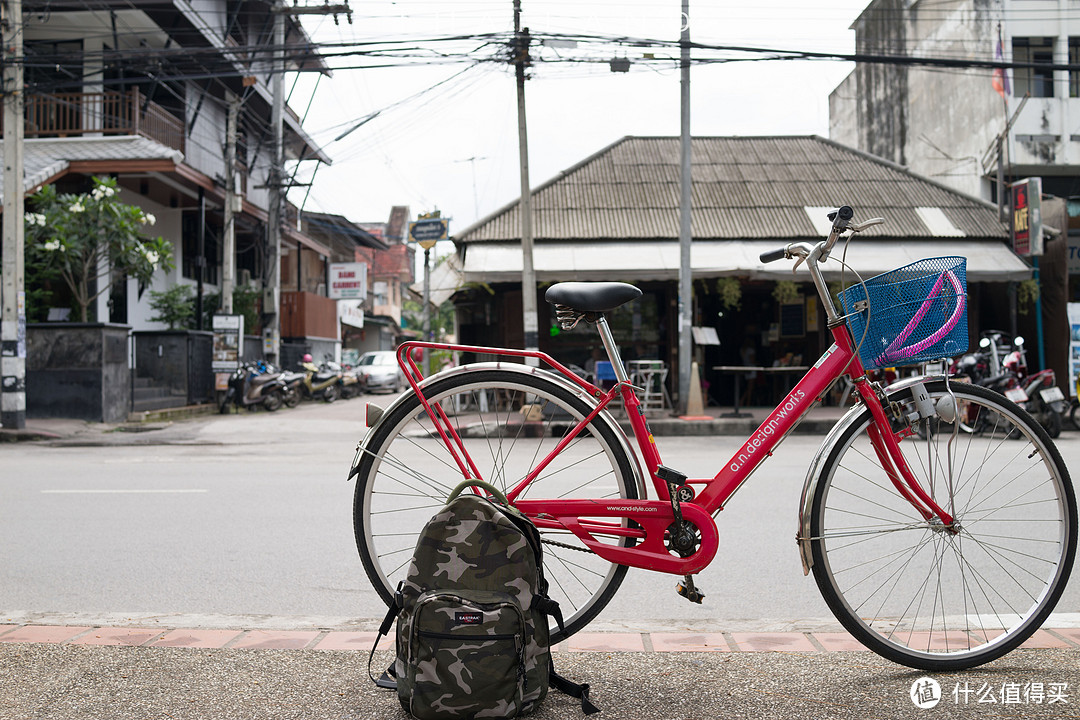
[758,206,884,263]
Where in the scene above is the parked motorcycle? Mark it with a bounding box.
[220,361,287,413]
[297,353,343,402]
[950,330,1066,438]
[324,360,363,399]
[279,369,305,408]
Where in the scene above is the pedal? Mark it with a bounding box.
[676,575,705,604]
[656,465,687,486]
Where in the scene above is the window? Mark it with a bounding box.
[373,281,389,306]
[1071,38,1080,97]
[182,211,220,285]
[1013,37,1055,98]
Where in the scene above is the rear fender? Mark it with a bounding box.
[351,362,645,498]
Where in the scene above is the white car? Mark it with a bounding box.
[356,351,406,393]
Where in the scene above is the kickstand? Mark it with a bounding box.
[676,574,705,604]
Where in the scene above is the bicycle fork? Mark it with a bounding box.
[856,378,957,529]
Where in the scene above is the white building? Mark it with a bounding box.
[830,0,1080,206]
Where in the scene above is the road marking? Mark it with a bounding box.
[41,489,209,494]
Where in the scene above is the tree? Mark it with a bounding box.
[24,176,173,322]
[148,284,195,329]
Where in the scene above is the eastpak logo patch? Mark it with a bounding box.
[455,611,483,625]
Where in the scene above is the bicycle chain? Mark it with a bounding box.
[541,537,595,554]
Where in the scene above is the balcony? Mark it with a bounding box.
[281,291,338,340]
[11,89,185,153]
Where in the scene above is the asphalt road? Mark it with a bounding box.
[2,399,1078,634]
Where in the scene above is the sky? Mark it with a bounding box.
[286,1,874,240]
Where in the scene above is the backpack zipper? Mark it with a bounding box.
[417,629,519,641]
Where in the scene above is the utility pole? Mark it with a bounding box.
[513,0,538,362]
[222,93,239,314]
[264,1,285,364]
[677,0,692,414]
[1,0,25,429]
[265,2,351,362]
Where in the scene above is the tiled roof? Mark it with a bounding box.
[0,136,184,205]
[456,136,1007,243]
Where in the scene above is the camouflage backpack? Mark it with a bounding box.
[370,481,598,719]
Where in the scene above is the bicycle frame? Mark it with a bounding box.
[389,235,956,577]
[393,326,954,578]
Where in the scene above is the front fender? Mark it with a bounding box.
[350,361,646,498]
[796,374,947,575]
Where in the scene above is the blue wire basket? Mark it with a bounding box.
[839,257,968,371]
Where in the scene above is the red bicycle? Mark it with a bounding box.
[351,206,1076,671]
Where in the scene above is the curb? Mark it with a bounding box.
[2,623,1078,653]
[0,428,61,443]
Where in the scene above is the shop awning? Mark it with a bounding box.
[461,240,1031,283]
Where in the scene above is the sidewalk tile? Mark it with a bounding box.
[229,630,321,650]
[566,633,645,652]
[70,627,162,647]
[0,625,91,644]
[904,630,989,651]
[729,632,817,652]
[1049,628,1080,647]
[1019,629,1073,649]
[314,632,393,651]
[650,633,730,652]
[810,632,869,652]
[151,629,244,649]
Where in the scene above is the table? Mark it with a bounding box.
[713,365,810,418]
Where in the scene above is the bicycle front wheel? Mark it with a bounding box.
[809,380,1076,671]
[352,368,639,643]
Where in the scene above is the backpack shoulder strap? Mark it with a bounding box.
[368,583,402,690]
[549,657,600,715]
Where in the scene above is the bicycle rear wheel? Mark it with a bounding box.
[352,368,639,643]
[809,380,1076,670]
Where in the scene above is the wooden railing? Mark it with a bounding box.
[15,89,185,153]
[281,291,338,340]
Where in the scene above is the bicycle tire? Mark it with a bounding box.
[809,380,1076,670]
[352,368,638,643]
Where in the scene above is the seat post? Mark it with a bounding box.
[595,315,631,384]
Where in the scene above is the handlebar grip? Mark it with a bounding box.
[759,247,787,263]
[829,205,853,229]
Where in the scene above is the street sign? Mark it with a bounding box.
[409,218,448,248]
[329,262,367,300]
[1011,177,1043,256]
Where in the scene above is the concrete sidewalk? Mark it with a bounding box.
[0,401,853,445]
[1,626,1076,719]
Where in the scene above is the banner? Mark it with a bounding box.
[211,314,244,372]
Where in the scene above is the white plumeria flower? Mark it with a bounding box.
[145,250,159,266]
[69,202,85,213]
[143,212,156,226]
[91,184,116,200]
[43,239,60,251]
